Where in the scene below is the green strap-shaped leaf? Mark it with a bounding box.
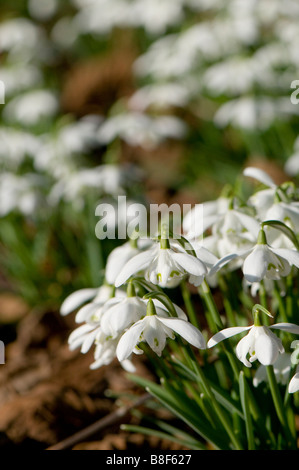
[261,220,299,250]
[121,424,205,450]
[239,372,255,450]
[127,374,231,449]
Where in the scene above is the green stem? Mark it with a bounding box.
[187,347,244,450]
[218,276,238,327]
[199,281,242,382]
[181,281,200,328]
[259,281,270,326]
[273,283,288,322]
[239,372,255,450]
[199,280,224,332]
[286,273,295,321]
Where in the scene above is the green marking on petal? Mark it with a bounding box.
[170,270,180,278]
[267,263,277,271]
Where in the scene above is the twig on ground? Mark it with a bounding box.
[46,393,151,450]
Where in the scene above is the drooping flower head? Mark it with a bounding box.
[208,304,299,368]
[116,298,206,361]
[115,235,211,289]
[288,340,299,393]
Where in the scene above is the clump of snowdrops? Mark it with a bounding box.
[61,166,299,450]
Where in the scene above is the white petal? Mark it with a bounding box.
[243,245,268,283]
[143,316,167,355]
[272,248,299,269]
[101,297,145,336]
[173,304,188,320]
[243,167,276,188]
[194,245,219,268]
[154,300,188,321]
[116,320,145,361]
[236,333,255,367]
[288,369,299,393]
[171,252,207,276]
[120,359,136,373]
[208,326,252,348]
[114,250,153,287]
[60,288,98,316]
[75,302,102,323]
[68,323,95,344]
[285,153,299,176]
[255,333,281,366]
[105,243,139,285]
[81,328,100,353]
[253,364,267,387]
[209,253,241,277]
[233,210,261,238]
[270,322,299,335]
[158,317,206,349]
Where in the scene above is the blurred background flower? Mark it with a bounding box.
[1,0,299,450]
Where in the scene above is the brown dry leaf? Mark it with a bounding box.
[0,293,29,324]
[61,46,137,118]
[0,308,166,449]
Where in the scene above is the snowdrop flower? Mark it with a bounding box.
[202,57,273,97]
[182,197,230,242]
[60,287,103,317]
[67,291,133,352]
[0,127,40,170]
[115,238,208,288]
[244,166,278,191]
[60,284,125,318]
[242,229,299,283]
[116,299,206,360]
[105,241,142,286]
[210,207,260,259]
[0,173,45,217]
[128,83,191,112]
[128,0,185,35]
[51,16,79,49]
[285,136,299,176]
[3,89,59,126]
[208,316,299,368]
[242,277,287,299]
[48,164,126,208]
[214,97,287,131]
[96,111,187,150]
[73,0,185,36]
[65,290,137,373]
[0,18,42,56]
[34,115,102,178]
[244,167,299,230]
[66,288,191,371]
[289,367,299,393]
[90,330,136,372]
[253,353,292,387]
[68,321,102,353]
[100,295,147,338]
[184,198,260,261]
[288,340,299,393]
[28,0,58,21]
[73,0,132,36]
[100,290,188,337]
[210,227,299,283]
[0,63,43,97]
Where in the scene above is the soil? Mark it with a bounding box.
[0,300,189,451]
